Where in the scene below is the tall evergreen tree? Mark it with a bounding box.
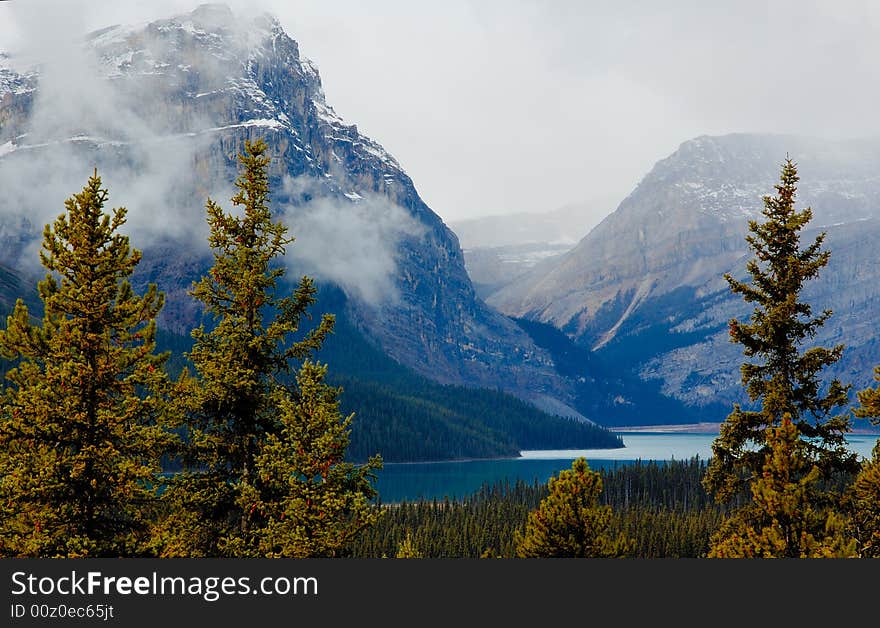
[515,457,630,558]
[844,443,880,558]
[708,417,855,558]
[846,366,880,556]
[248,361,382,557]
[704,158,858,503]
[854,366,880,422]
[155,139,379,557]
[0,172,171,557]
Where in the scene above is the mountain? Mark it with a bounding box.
[489,133,880,417]
[451,200,612,251]
[0,3,582,419]
[450,200,612,299]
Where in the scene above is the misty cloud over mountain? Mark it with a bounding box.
[0,3,584,418]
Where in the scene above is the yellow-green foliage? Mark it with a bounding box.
[0,172,173,557]
[394,531,423,559]
[709,418,856,558]
[855,366,880,423]
[844,443,880,557]
[154,139,379,557]
[705,158,857,504]
[515,457,631,558]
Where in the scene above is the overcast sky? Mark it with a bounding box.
[2,0,880,226]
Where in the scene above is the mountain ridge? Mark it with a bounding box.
[0,3,588,420]
[490,132,880,415]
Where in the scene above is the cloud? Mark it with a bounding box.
[280,175,426,306]
[0,1,239,272]
[7,0,880,241]
[0,1,424,307]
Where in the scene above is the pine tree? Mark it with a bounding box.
[155,139,379,557]
[709,417,856,558]
[704,158,858,504]
[844,442,880,558]
[845,366,880,557]
[0,171,171,557]
[515,458,631,558]
[394,530,422,558]
[251,361,382,557]
[854,366,880,422]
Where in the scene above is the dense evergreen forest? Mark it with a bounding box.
[347,458,733,558]
[2,260,624,466]
[314,293,623,461]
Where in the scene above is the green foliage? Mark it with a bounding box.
[614,507,724,559]
[855,366,880,424]
[709,417,856,558]
[0,172,172,557]
[337,376,622,462]
[843,442,880,557]
[316,303,623,462]
[154,139,377,557]
[515,458,632,557]
[705,158,858,503]
[251,361,382,557]
[152,285,623,465]
[394,531,422,558]
[348,459,728,558]
[350,481,545,558]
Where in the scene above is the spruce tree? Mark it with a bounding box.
[250,361,382,557]
[844,443,880,558]
[704,158,858,504]
[846,367,880,556]
[515,457,630,558]
[854,367,880,422]
[708,417,856,558]
[156,139,379,557]
[394,531,423,558]
[0,171,171,557]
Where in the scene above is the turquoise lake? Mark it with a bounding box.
[374,431,880,503]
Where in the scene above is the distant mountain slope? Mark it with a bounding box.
[450,200,612,299]
[512,318,709,426]
[490,133,880,416]
[455,243,571,300]
[0,262,36,318]
[451,200,612,250]
[313,288,624,461]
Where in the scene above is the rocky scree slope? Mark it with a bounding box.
[490,133,880,413]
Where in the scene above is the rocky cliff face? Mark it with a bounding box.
[490,133,880,412]
[0,4,577,415]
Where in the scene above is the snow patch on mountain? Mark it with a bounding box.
[0,3,581,415]
[0,54,37,95]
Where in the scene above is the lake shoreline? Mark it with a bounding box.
[376,423,880,468]
[612,421,880,435]
[380,454,521,466]
[374,432,880,502]
[379,441,629,467]
[610,422,722,433]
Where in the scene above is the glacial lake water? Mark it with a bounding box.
[374,431,880,503]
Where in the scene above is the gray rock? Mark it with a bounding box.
[490,133,880,411]
[0,4,575,413]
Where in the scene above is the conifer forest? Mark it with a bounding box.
[1,138,879,559]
